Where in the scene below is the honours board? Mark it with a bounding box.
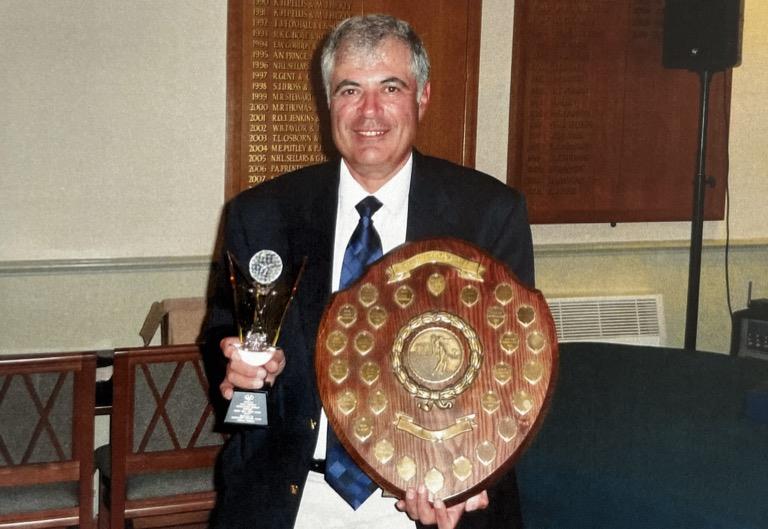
[507,0,730,224]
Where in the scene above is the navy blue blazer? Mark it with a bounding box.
[203,151,534,529]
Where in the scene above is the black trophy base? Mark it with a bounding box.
[224,389,269,426]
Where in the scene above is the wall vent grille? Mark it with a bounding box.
[547,295,665,346]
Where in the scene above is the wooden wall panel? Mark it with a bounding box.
[507,0,730,224]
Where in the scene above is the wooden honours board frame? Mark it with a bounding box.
[225,0,481,200]
[508,0,731,224]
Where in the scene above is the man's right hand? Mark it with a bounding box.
[219,337,286,400]
[396,486,489,529]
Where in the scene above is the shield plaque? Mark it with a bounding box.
[316,238,558,504]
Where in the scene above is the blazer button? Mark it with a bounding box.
[290,483,299,496]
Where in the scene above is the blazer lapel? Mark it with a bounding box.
[299,166,338,298]
[291,163,339,411]
[406,151,458,241]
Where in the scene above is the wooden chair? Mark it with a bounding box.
[96,345,224,529]
[0,351,97,529]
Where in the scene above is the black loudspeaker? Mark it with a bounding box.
[663,0,743,71]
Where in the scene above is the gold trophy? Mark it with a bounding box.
[224,249,303,426]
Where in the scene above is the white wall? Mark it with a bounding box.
[0,1,226,260]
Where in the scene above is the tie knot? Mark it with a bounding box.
[356,196,382,220]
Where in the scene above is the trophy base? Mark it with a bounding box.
[224,389,269,426]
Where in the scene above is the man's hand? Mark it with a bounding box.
[395,485,489,529]
[219,337,286,399]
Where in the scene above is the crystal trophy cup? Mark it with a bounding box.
[224,249,302,426]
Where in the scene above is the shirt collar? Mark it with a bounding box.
[338,154,412,215]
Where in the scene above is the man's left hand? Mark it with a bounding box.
[395,485,489,529]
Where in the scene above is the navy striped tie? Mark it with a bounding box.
[325,195,382,509]
[339,196,383,290]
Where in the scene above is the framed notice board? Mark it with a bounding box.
[508,0,731,224]
[225,0,481,199]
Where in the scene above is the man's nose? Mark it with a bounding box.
[359,90,381,115]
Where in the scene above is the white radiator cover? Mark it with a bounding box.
[546,295,665,346]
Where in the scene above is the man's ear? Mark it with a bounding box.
[417,81,431,121]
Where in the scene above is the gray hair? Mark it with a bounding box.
[320,14,430,104]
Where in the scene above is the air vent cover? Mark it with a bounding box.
[547,295,665,346]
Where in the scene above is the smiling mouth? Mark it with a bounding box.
[356,130,387,137]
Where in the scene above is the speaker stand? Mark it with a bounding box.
[684,69,717,351]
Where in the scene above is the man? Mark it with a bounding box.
[203,14,533,529]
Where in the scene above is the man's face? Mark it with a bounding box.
[329,38,430,192]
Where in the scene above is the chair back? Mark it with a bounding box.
[104,344,224,527]
[0,351,96,529]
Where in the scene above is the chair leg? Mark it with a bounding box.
[97,478,113,529]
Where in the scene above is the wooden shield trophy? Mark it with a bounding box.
[316,238,558,504]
